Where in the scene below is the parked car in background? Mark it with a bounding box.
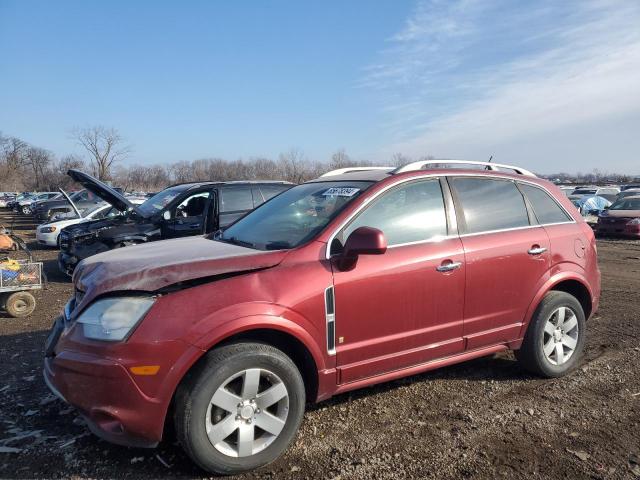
[34,187,123,222]
[16,192,60,214]
[596,196,640,238]
[568,187,597,201]
[558,186,576,197]
[45,161,600,474]
[0,194,16,208]
[36,197,145,247]
[594,187,620,203]
[57,170,292,275]
[615,188,640,202]
[6,192,35,210]
[621,184,640,191]
[571,195,612,228]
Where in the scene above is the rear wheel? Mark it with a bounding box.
[174,342,305,475]
[21,206,31,215]
[516,291,585,377]
[5,291,36,318]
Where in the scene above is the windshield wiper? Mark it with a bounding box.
[265,241,291,250]
[218,236,256,249]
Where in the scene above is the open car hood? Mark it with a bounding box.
[58,188,82,219]
[72,236,289,314]
[67,169,141,215]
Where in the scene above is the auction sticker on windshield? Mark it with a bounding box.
[322,187,360,197]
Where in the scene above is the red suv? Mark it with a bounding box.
[44,161,600,474]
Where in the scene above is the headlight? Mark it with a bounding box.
[40,226,57,233]
[628,218,640,225]
[76,297,155,341]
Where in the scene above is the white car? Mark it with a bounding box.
[36,199,144,247]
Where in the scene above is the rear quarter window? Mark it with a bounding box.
[519,184,572,224]
[451,177,530,234]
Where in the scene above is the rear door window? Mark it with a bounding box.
[220,187,254,213]
[519,184,572,224]
[451,178,530,234]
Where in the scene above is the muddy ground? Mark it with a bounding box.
[0,208,639,480]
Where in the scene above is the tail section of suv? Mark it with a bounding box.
[57,170,292,275]
[44,161,599,474]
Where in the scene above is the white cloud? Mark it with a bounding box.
[364,0,640,173]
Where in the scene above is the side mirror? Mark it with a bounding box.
[337,226,387,271]
[163,210,171,221]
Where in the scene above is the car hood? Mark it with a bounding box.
[72,236,289,313]
[602,210,640,218]
[68,169,141,215]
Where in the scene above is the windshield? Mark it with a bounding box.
[609,199,640,210]
[217,181,373,250]
[137,185,187,216]
[82,203,107,217]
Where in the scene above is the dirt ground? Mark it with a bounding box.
[0,208,639,480]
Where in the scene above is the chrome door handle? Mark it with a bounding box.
[436,261,462,272]
[528,247,547,255]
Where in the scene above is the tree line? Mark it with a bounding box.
[3,126,636,193]
[1,127,418,193]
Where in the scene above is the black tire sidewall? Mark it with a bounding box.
[177,343,305,475]
[527,292,586,377]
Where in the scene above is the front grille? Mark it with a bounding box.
[59,232,69,250]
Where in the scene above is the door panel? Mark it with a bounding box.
[333,238,465,384]
[461,227,551,349]
[164,191,211,238]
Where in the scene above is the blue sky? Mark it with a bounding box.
[1,0,639,173]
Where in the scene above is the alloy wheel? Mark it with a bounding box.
[542,306,579,366]
[205,368,289,458]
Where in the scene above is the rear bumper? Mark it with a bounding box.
[44,350,163,448]
[597,223,640,238]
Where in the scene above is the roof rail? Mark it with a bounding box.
[320,167,394,177]
[393,160,536,177]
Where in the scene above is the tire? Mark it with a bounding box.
[516,291,586,377]
[21,206,30,215]
[5,291,36,318]
[174,342,305,475]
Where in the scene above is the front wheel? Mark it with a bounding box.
[174,342,305,475]
[21,206,31,215]
[516,291,586,377]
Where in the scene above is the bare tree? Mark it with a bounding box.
[391,152,412,167]
[330,149,352,169]
[25,147,53,190]
[72,126,130,180]
[278,148,308,183]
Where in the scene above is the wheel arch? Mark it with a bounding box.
[549,279,593,320]
[162,322,324,442]
[519,272,594,340]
